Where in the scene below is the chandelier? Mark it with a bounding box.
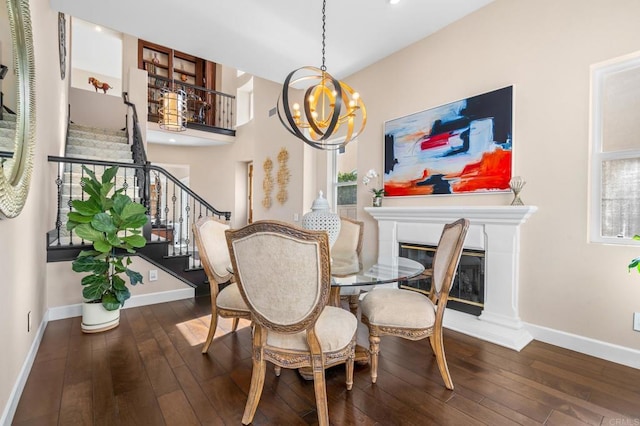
[159,50,187,132]
[277,0,366,150]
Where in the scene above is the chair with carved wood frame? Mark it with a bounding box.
[360,218,469,390]
[193,216,250,354]
[332,217,364,314]
[226,220,357,426]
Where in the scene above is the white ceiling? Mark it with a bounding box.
[51,0,494,83]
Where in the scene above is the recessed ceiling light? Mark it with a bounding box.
[169,138,176,143]
[94,25,102,32]
[389,0,400,4]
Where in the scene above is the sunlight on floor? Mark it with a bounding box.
[176,315,252,347]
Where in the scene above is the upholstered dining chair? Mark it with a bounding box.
[193,216,250,354]
[360,218,470,390]
[225,220,357,426]
[332,217,365,314]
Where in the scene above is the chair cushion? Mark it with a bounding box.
[267,306,357,352]
[360,288,436,329]
[216,283,249,312]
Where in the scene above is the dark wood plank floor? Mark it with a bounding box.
[12,296,640,425]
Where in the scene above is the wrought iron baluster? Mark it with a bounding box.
[55,164,63,245]
[171,180,177,256]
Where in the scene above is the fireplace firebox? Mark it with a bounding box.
[399,243,485,316]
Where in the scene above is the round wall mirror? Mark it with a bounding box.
[0,0,35,219]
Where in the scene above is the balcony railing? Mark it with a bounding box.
[147,74,235,134]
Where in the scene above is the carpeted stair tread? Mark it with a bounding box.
[68,123,125,137]
[66,144,133,161]
[67,130,127,144]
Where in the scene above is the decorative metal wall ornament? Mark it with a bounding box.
[276,0,366,151]
[276,147,290,205]
[262,157,273,209]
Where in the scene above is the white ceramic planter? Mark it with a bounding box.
[81,301,120,333]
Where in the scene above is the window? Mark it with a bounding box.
[331,141,358,219]
[591,52,640,243]
[236,77,253,126]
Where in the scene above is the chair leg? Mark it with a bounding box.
[430,334,454,390]
[242,346,267,424]
[348,294,359,315]
[201,305,219,354]
[312,364,329,426]
[345,345,355,391]
[369,334,381,384]
[231,317,240,332]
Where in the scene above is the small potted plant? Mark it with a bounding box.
[66,166,148,333]
[629,235,640,273]
[363,169,385,207]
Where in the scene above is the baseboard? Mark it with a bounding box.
[0,317,47,426]
[525,323,640,370]
[47,287,195,321]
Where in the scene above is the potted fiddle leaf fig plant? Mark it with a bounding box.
[66,165,148,333]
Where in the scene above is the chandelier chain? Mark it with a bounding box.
[321,0,326,72]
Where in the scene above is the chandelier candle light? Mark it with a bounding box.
[277,0,366,150]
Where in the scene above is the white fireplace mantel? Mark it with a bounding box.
[365,205,538,351]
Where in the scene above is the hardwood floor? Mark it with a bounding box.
[12,296,640,425]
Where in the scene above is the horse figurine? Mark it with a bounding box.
[88,77,113,94]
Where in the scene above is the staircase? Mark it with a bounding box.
[48,122,215,295]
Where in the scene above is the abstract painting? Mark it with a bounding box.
[383,86,513,196]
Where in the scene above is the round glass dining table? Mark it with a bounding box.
[328,256,426,306]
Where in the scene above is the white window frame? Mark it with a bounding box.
[590,51,640,244]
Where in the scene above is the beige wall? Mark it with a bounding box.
[0,0,66,419]
[46,258,188,307]
[69,87,127,129]
[346,0,640,349]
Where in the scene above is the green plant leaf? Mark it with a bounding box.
[122,235,147,248]
[112,193,132,216]
[101,166,119,184]
[91,212,116,233]
[71,198,101,216]
[112,274,126,290]
[66,212,93,224]
[82,280,110,300]
[121,202,146,219]
[81,273,109,287]
[126,269,144,286]
[82,165,99,183]
[79,177,101,200]
[121,213,148,230]
[101,291,121,311]
[105,232,121,247]
[93,238,113,253]
[114,287,131,305]
[72,256,109,274]
[74,223,104,243]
